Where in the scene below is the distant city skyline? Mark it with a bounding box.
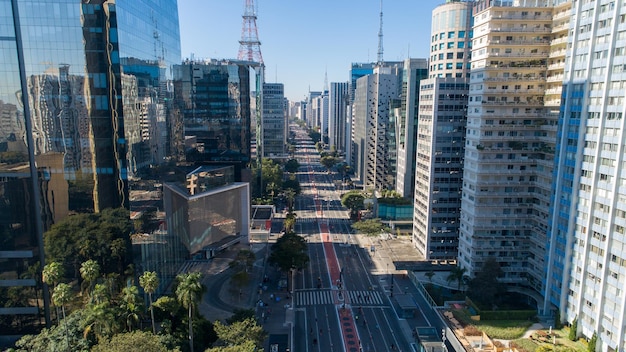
[178,0,444,101]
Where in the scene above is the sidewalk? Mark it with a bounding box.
[197,241,292,351]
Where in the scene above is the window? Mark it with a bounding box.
[458,42,465,49]
[458,30,466,38]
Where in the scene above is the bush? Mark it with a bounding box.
[480,310,536,321]
[511,338,540,352]
[464,325,482,336]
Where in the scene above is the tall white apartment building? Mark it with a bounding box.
[412,0,473,260]
[459,0,557,295]
[548,0,626,349]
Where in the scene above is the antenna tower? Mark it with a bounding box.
[377,0,384,64]
[238,0,264,64]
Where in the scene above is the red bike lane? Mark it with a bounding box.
[319,222,361,352]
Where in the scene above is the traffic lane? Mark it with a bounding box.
[335,243,375,292]
[356,306,410,351]
[305,304,343,351]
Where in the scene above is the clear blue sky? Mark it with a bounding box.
[178,0,444,101]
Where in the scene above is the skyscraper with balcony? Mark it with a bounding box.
[412,0,473,260]
[0,0,180,344]
[547,0,626,349]
[458,0,563,308]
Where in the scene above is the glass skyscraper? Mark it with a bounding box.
[0,0,180,343]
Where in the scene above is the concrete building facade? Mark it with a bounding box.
[458,0,557,299]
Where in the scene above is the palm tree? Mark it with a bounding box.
[43,261,65,324]
[139,271,159,334]
[80,260,100,298]
[120,285,142,332]
[52,283,73,351]
[175,272,205,352]
[446,265,467,291]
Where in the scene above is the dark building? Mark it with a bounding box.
[173,59,252,164]
[0,0,181,344]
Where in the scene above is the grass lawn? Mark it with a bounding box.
[452,308,533,339]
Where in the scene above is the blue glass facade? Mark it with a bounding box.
[0,0,180,342]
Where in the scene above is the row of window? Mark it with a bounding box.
[431,30,469,42]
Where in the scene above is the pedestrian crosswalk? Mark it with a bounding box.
[296,218,350,224]
[294,290,385,306]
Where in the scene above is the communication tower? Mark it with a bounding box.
[237,0,264,64]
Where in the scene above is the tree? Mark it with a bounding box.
[282,176,301,195]
[351,218,390,237]
[569,317,578,341]
[425,271,435,283]
[119,285,143,332]
[44,208,132,282]
[283,213,296,234]
[341,191,365,218]
[446,265,468,291]
[231,250,255,273]
[467,257,506,308]
[91,331,179,352]
[43,261,65,323]
[13,310,91,352]
[139,271,160,334]
[268,233,309,272]
[283,189,297,214]
[175,272,205,352]
[588,332,597,352]
[284,159,300,173]
[80,259,100,297]
[211,318,266,350]
[205,340,257,352]
[320,155,338,171]
[226,309,256,325]
[52,283,73,351]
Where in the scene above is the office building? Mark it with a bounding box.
[412,0,473,260]
[173,59,251,164]
[0,0,181,343]
[353,64,402,190]
[306,91,322,129]
[394,58,429,198]
[347,63,376,167]
[329,82,349,154]
[262,83,286,158]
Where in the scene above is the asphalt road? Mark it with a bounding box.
[289,130,415,352]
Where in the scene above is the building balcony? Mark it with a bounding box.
[551,23,570,33]
[488,13,553,21]
[483,75,546,82]
[488,27,552,34]
[546,75,564,83]
[547,62,565,71]
[488,39,550,46]
[550,36,568,47]
[548,49,567,58]
[485,51,549,59]
[483,88,545,95]
[481,100,544,106]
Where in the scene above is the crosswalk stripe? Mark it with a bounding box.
[294,290,384,306]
